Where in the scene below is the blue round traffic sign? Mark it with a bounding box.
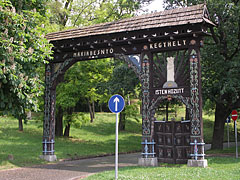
[108,95,125,113]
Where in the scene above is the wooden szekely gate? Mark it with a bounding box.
[42,4,214,166]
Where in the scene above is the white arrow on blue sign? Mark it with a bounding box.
[226,116,231,123]
[108,94,125,113]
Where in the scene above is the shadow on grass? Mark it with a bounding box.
[79,117,141,136]
[79,121,116,136]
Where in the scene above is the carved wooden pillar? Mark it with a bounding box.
[40,58,76,161]
[188,38,207,167]
[138,48,158,166]
[141,50,151,137]
[41,63,57,161]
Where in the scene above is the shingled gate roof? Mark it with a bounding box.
[46,4,214,42]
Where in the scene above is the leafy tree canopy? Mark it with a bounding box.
[10,0,48,14]
[56,59,113,110]
[47,0,153,31]
[0,0,52,119]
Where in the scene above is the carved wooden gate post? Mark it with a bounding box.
[40,63,57,161]
[187,38,207,167]
[138,49,158,166]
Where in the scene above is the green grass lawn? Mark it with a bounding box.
[0,111,239,171]
[0,113,142,170]
[85,157,240,180]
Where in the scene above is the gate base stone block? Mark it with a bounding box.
[138,157,158,167]
[187,159,208,168]
[39,155,57,162]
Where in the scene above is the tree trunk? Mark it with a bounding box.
[64,123,70,137]
[18,117,23,131]
[55,106,63,136]
[63,108,73,137]
[119,111,126,131]
[185,107,190,120]
[92,100,95,119]
[88,98,94,123]
[211,102,230,149]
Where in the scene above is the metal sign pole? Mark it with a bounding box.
[115,113,119,180]
[227,121,230,148]
[108,94,124,180]
[235,121,238,158]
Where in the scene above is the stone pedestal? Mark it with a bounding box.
[138,157,158,167]
[187,159,208,168]
[39,155,57,162]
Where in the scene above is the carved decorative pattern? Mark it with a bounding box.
[152,50,189,91]
[189,48,201,136]
[159,149,163,157]
[158,136,163,144]
[44,58,76,142]
[167,149,172,158]
[114,53,153,135]
[43,64,51,138]
[51,58,74,87]
[50,91,56,139]
[142,52,151,135]
[177,149,182,158]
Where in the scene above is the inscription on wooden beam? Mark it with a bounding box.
[53,38,192,63]
[73,48,114,58]
[155,88,184,95]
[149,39,187,50]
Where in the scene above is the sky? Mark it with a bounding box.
[144,0,164,12]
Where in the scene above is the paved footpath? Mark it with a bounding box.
[0,153,139,180]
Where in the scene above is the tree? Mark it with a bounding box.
[108,62,140,130]
[47,0,153,30]
[164,0,240,149]
[56,59,113,136]
[10,0,48,15]
[0,0,52,130]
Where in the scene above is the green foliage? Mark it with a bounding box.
[108,63,140,96]
[202,0,240,106]
[0,0,52,119]
[46,0,153,31]
[10,0,49,15]
[124,103,140,122]
[56,59,113,111]
[63,112,90,128]
[203,99,215,115]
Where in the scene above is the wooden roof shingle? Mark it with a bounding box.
[46,4,214,42]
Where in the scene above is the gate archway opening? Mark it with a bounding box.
[152,97,191,164]
[41,4,214,167]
